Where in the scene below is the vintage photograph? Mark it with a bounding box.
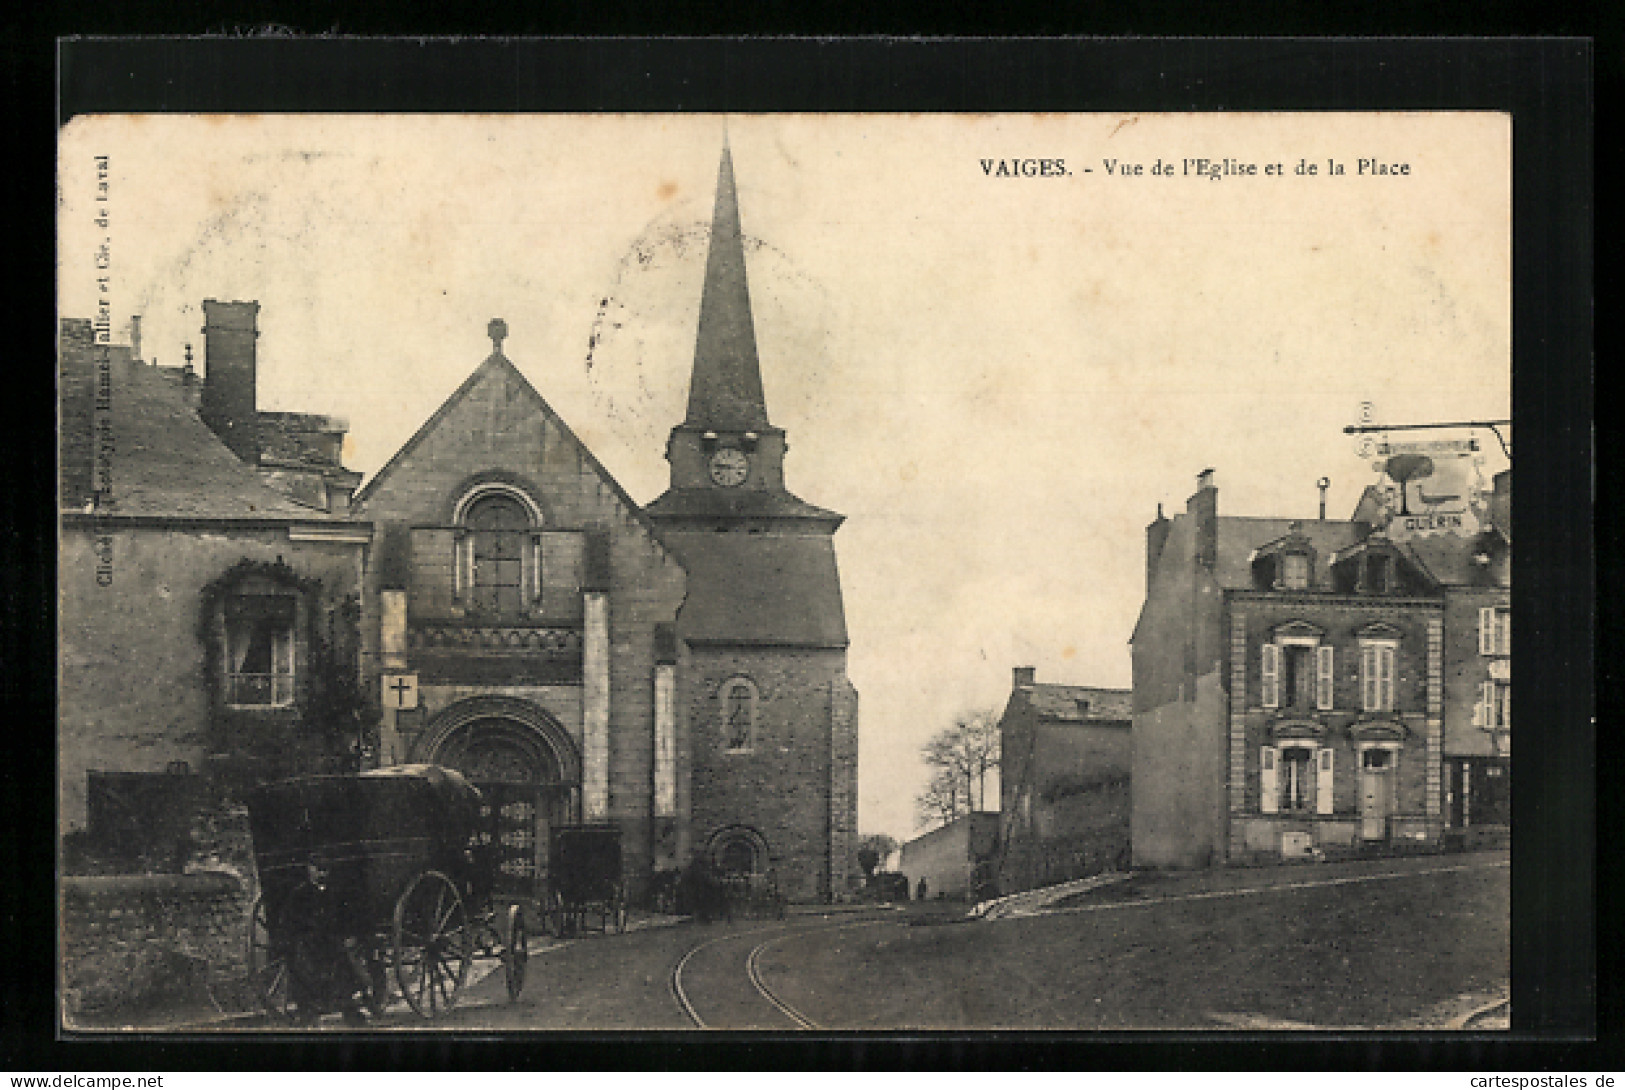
[58,110,1512,1032]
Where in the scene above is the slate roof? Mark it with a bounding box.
[683,139,771,432]
[642,486,842,524]
[62,344,349,522]
[1023,683,1133,723]
[1216,518,1364,591]
[662,530,848,647]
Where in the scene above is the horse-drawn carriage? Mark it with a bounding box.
[544,823,628,937]
[244,765,528,1022]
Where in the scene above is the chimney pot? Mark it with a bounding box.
[1013,666,1036,688]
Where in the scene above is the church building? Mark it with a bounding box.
[352,141,859,903]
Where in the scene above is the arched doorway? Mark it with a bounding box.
[418,697,581,898]
[707,825,771,879]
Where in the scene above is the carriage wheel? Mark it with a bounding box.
[502,903,528,1002]
[392,871,472,1018]
[246,893,294,1022]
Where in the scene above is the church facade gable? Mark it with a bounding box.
[357,332,687,895]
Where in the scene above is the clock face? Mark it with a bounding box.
[708,448,749,488]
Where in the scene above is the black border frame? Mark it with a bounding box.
[14,36,1597,1072]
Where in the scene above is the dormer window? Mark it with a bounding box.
[1365,554,1392,594]
[1252,529,1316,591]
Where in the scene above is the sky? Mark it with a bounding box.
[58,113,1511,841]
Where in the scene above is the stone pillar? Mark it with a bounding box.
[654,663,678,820]
[582,591,610,820]
[379,589,408,766]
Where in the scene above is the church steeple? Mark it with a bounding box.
[684,138,772,432]
[646,137,841,530]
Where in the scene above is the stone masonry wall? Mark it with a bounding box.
[59,526,365,834]
[61,872,252,1023]
[685,646,849,902]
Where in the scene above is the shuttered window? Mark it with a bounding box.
[1316,646,1335,711]
[1261,643,1280,709]
[1260,745,1279,814]
[1362,643,1396,712]
[1480,606,1510,656]
[1317,748,1335,815]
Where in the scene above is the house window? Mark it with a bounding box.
[1262,633,1333,712]
[721,677,758,752]
[1479,607,1510,656]
[1282,646,1316,711]
[1261,744,1320,814]
[1360,641,1397,713]
[1366,554,1392,594]
[1280,747,1314,811]
[1281,553,1310,590]
[224,590,297,707]
[1480,680,1511,731]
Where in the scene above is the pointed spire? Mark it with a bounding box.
[684,138,771,431]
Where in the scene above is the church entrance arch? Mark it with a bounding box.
[417,696,582,899]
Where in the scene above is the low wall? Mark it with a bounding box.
[999,778,1131,894]
[61,870,254,1023]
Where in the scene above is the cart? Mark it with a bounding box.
[243,764,529,1022]
[544,823,628,937]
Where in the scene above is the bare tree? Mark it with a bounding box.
[856,832,900,878]
[914,709,1001,830]
[915,769,962,830]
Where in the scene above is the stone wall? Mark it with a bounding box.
[61,870,252,1023]
[998,777,1130,894]
[685,646,850,902]
[58,525,366,834]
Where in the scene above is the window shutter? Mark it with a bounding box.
[1316,646,1335,710]
[1482,681,1498,728]
[1480,607,1496,655]
[1261,643,1280,709]
[1498,611,1510,656]
[1380,647,1395,711]
[1316,748,1335,815]
[1361,646,1375,711]
[1260,746,1279,814]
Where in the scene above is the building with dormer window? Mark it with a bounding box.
[1130,465,1509,868]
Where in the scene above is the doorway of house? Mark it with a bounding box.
[1359,748,1395,840]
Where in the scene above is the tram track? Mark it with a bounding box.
[670,914,894,1030]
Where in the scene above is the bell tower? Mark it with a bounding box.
[644,136,859,902]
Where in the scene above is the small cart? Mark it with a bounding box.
[544,823,628,937]
[243,765,529,1022]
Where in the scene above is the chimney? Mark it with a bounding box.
[200,299,261,464]
[129,316,142,364]
[1013,666,1036,689]
[1189,468,1218,571]
[1146,502,1171,591]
